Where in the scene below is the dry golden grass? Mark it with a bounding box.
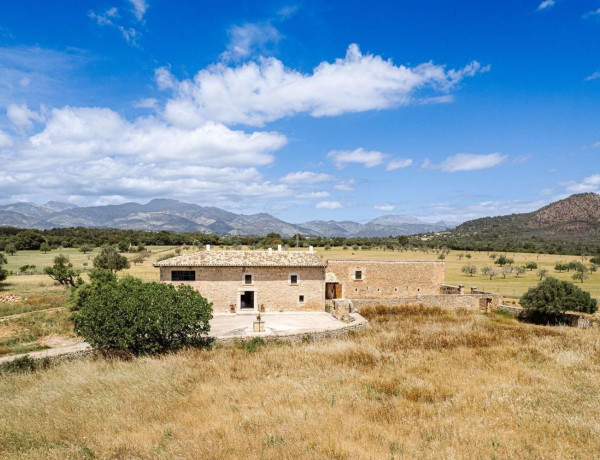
[1,307,600,459]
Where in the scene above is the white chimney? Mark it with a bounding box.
[206,244,211,251]
[268,247,272,254]
[277,244,282,252]
[309,246,314,252]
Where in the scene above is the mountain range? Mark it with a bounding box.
[0,199,457,237]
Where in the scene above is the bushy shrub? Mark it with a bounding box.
[72,275,212,355]
[520,277,597,316]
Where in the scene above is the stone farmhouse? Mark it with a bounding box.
[154,246,502,313]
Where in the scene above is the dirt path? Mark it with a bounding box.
[0,306,65,322]
[0,341,91,364]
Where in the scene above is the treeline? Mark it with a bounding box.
[0,225,599,257]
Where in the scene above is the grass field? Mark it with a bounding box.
[1,306,600,458]
[0,245,598,358]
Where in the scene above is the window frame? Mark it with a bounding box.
[243,273,254,285]
[298,294,305,305]
[289,273,299,285]
[171,270,196,282]
[354,270,363,280]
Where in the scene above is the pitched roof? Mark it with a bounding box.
[154,250,326,268]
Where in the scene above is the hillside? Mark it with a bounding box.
[455,193,600,240]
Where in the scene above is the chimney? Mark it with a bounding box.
[277,244,282,252]
[268,247,272,254]
[309,246,314,253]
[206,244,211,251]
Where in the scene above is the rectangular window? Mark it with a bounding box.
[171,270,195,281]
[244,274,253,285]
[290,274,298,284]
[298,295,305,304]
[355,270,362,280]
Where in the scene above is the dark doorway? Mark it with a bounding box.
[240,291,254,309]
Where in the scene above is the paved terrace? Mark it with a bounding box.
[0,312,368,364]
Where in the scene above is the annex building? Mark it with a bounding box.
[153,246,502,314]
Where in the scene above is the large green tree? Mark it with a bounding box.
[520,277,597,316]
[0,253,7,282]
[93,246,130,273]
[72,275,212,354]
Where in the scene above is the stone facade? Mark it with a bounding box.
[159,265,325,313]
[326,259,445,300]
[351,293,503,312]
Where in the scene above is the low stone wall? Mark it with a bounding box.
[351,292,503,312]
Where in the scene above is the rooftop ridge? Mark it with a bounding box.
[326,259,444,263]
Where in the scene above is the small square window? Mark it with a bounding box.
[290,274,298,284]
[298,295,305,304]
[244,274,253,285]
[355,270,362,280]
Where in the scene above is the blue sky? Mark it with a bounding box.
[0,0,599,224]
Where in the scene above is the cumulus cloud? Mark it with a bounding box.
[424,153,507,172]
[315,201,343,209]
[220,23,281,61]
[537,0,555,10]
[280,171,335,184]
[158,44,489,127]
[565,174,600,193]
[328,148,386,169]
[374,204,395,211]
[7,103,46,130]
[386,158,413,171]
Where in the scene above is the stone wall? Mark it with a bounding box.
[351,292,503,312]
[160,266,325,313]
[327,259,445,300]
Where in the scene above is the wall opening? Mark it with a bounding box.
[240,291,254,309]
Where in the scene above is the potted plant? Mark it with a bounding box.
[229,303,236,313]
[260,304,265,312]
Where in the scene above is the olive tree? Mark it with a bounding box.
[93,246,130,273]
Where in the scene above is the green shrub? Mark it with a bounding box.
[72,276,212,355]
[520,277,597,316]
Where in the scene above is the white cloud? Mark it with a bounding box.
[585,71,600,82]
[0,130,13,148]
[334,179,356,191]
[386,158,413,171]
[158,44,489,127]
[134,97,158,108]
[565,174,600,193]
[539,188,554,196]
[128,0,148,21]
[220,23,281,61]
[537,0,555,10]
[374,204,395,211]
[328,148,386,169]
[297,191,330,199]
[583,8,600,19]
[425,153,507,172]
[25,106,286,167]
[280,171,335,184]
[7,103,46,130]
[315,201,343,209]
[88,6,141,46]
